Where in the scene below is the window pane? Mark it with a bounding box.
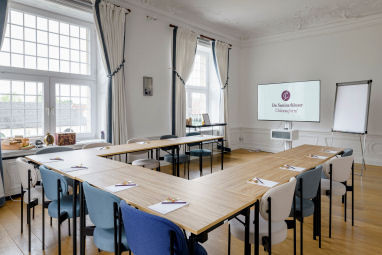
[0,8,91,75]
[0,79,44,138]
[191,93,207,114]
[55,83,91,134]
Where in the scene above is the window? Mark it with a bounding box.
[0,9,90,74]
[0,79,44,138]
[186,47,209,117]
[0,5,96,139]
[55,83,91,133]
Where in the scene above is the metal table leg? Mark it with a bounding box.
[72,180,78,255]
[221,138,224,170]
[244,207,251,255]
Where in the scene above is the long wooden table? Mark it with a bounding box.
[26,141,343,255]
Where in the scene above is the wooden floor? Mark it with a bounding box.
[1,149,381,254]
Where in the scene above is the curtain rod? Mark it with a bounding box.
[169,24,232,48]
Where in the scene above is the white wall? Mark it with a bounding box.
[237,19,382,165]
[97,6,241,141]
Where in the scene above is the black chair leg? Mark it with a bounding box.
[329,164,333,238]
[27,170,31,253]
[300,179,303,255]
[344,186,347,222]
[228,223,231,255]
[68,218,71,236]
[57,179,62,255]
[50,217,52,226]
[42,186,45,250]
[210,153,213,174]
[20,185,23,234]
[352,162,354,226]
[187,156,190,180]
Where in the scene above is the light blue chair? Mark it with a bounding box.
[290,166,322,253]
[160,135,188,177]
[186,132,212,178]
[37,147,75,187]
[119,200,207,255]
[82,182,129,253]
[39,165,80,254]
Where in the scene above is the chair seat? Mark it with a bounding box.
[163,154,188,163]
[321,179,346,196]
[94,227,129,252]
[289,197,315,218]
[189,149,212,157]
[230,211,287,246]
[48,195,81,218]
[132,159,160,169]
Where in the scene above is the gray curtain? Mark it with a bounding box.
[0,0,8,207]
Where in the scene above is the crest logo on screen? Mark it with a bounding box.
[281,90,290,101]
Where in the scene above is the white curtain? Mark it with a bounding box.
[214,41,230,146]
[93,0,129,145]
[174,28,197,137]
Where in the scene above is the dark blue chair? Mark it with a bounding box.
[186,132,212,179]
[120,200,207,255]
[83,182,129,253]
[290,165,323,253]
[39,165,81,254]
[160,135,188,177]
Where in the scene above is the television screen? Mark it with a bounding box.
[258,80,320,122]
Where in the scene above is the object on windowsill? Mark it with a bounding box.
[55,133,76,146]
[44,133,55,145]
[1,137,33,150]
[202,113,211,125]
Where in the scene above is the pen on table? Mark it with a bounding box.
[285,165,295,169]
[256,178,264,184]
[161,201,187,204]
[115,183,137,187]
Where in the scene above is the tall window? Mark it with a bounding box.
[0,5,95,139]
[186,45,209,117]
[186,43,220,123]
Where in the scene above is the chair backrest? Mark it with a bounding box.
[83,182,121,229]
[39,165,68,201]
[120,200,189,255]
[36,146,74,155]
[160,135,178,152]
[295,166,322,200]
[260,178,296,222]
[16,157,39,188]
[326,155,354,182]
[342,148,353,157]
[186,132,201,147]
[82,142,111,149]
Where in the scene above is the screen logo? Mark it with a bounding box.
[281,90,290,101]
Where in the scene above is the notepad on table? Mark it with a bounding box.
[148,198,189,214]
[98,146,110,150]
[280,165,306,172]
[61,165,88,173]
[105,181,138,193]
[247,177,279,188]
[41,157,64,163]
[308,154,328,160]
[324,150,339,154]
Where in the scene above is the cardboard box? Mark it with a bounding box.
[55,133,76,146]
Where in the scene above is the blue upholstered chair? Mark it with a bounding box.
[39,165,81,254]
[160,135,188,177]
[82,182,129,253]
[119,200,207,255]
[186,132,212,179]
[290,166,323,253]
[37,147,75,187]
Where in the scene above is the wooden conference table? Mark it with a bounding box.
[26,136,343,255]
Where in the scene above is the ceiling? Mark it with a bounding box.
[130,0,382,40]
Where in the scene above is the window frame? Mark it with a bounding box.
[0,2,98,139]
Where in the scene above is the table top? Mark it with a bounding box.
[25,142,343,235]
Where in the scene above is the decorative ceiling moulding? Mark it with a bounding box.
[241,12,382,48]
[114,0,241,46]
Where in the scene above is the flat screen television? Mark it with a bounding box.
[258,80,320,122]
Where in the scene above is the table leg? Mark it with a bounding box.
[72,180,78,255]
[199,143,203,176]
[244,207,251,255]
[176,146,180,177]
[221,138,224,170]
[172,147,175,176]
[80,183,86,255]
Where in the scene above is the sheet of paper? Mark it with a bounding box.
[60,167,88,173]
[280,165,306,172]
[324,150,339,154]
[105,184,138,193]
[148,201,189,214]
[309,155,328,160]
[247,178,279,188]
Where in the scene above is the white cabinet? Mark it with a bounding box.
[3,159,21,196]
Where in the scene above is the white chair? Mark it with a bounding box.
[127,138,160,170]
[229,178,297,254]
[82,142,111,149]
[321,155,354,238]
[16,157,44,252]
